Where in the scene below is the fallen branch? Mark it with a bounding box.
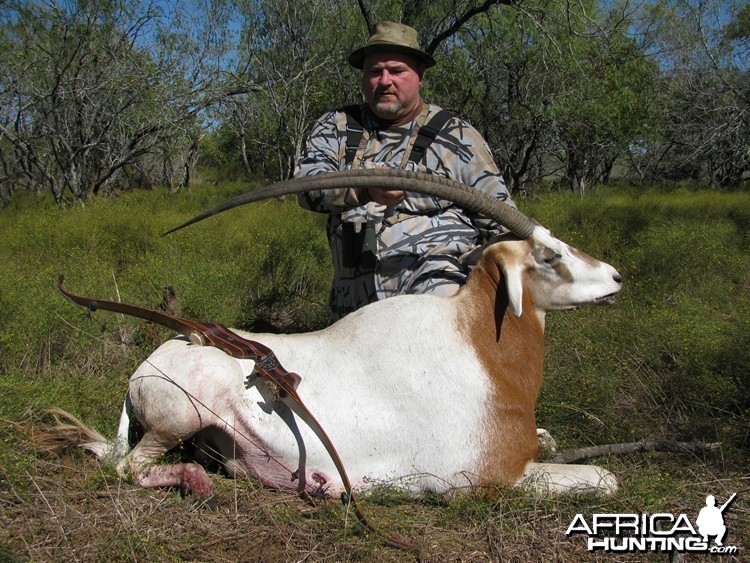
[551,440,721,464]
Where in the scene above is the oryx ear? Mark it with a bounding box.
[500,262,524,316]
[460,245,484,267]
[461,233,524,268]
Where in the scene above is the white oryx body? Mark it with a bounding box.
[127,295,491,494]
[62,226,622,498]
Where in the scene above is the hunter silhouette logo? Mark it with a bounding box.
[696,493,736,546]
[566,493,739,554]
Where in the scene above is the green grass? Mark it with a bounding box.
[0,181,748,560]
[0,182,332,431]
[521,188,750,454]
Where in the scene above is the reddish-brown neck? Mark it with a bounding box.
[457,250,545,483]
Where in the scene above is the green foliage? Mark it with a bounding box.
[526,188,750,454]
[223,0,364,180]
[724,3,750,42]
[0,181,330,428]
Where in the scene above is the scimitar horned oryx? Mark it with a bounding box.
[41,168,623,550]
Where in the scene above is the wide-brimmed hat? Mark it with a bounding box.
[348,21,436,69]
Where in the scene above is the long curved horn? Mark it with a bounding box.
[163,169,536,239]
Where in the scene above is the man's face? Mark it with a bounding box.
[361,51,424,124]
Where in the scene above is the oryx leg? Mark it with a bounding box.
[116,431,216,497]
[518,461,618,495]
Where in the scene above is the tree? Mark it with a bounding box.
[222,0,518,181]
[4,0,747,204]
[628,0,749,187]
[226,0,363,180]
[0,0,236,204]
[548,23,656,193]
[426,1,656,194]
[430,7,557,194]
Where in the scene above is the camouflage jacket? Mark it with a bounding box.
[296,102,514,320]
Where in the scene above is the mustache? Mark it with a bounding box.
[375,88,398,96]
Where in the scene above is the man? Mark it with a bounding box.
[297,21,514,320]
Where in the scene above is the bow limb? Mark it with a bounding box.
[275,384,417,552]
[58,276,262,359]
[57,274,210,346]
[58,276,417,551]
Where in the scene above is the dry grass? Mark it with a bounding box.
[2,417,747,562]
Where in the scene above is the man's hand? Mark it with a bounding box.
[364,188,405,206]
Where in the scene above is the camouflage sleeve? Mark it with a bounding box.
[462,128,515,238]
[295,111,368,213]
[428,117,515,238]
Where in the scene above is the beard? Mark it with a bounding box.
[372,93,402,118]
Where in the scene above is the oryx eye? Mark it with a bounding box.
[533,246,563,265]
